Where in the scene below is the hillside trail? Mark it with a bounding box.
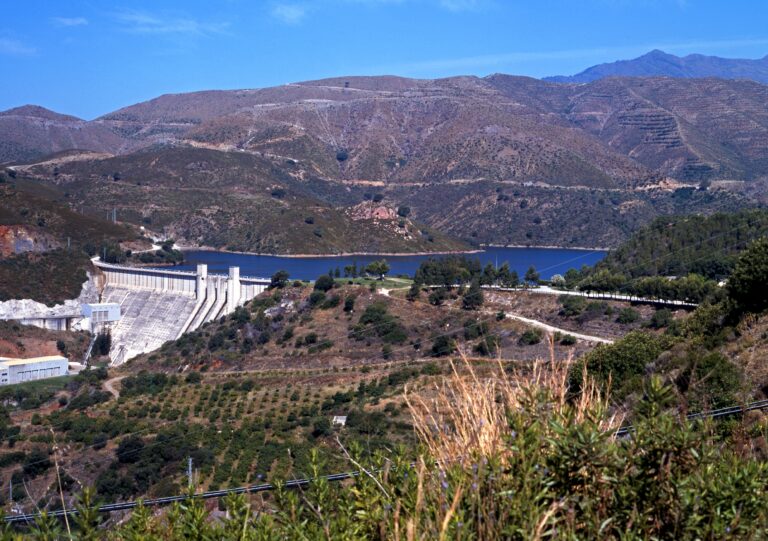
[377,286,614,344]
[495,311,614,344]
[103,375,125,398]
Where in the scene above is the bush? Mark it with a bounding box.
[518,329,542,345]
[463,319,489,340]
[559,334,577,346]
[23,447,51,477]
[320,295,341,309]
[474,335,500,356]
[430,335,456,357]
[649,308,673,329]
[270,270,290,289]
[571,331,667,398]
[314,274,335,292]
[559,295,586,317]
[616,307,640,324]
[352,302,408,344]
[116,436,145,464]
[308,291,326,307]
[428,288,447,306]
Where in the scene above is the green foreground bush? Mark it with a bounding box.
[13,364,768,540]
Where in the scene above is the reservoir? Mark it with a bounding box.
[170,247,606,281]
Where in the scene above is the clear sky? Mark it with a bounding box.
[1,0,767,119]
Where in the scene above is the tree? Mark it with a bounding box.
[571,331,667,398]
[480,264,497,286]
[23,447,51,477]
[397,206,411,217]
[270,270,290,289]
[116,436,145,464]
[550,274,565,287]
[344,264,358,278]
[431,336,456,357]
[314,274,335,292]
[728,237,768,313]
[524,265,540,287]
[366,259,390,280]
[462,280,484,310]
[406,282,421,301]
[94,332,111,356]
[428,288,447,306]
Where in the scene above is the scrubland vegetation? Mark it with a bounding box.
[3,211,768,538]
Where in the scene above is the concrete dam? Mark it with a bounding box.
[95,262,270,365]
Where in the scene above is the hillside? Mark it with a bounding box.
[594,209,768,278]
[4,74,768,185]
[546,49,768,83]
[4,237,768,535]
[0,175,137,304]
[15,146,467,255]
[2,72,768,254]
[0,106,124,164]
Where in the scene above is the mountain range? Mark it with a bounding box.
[545,49,768,84]
[2,54,768,251]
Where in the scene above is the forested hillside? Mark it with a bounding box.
[595,209,768,279]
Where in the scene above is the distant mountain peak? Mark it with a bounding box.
[545,50,768,84]
[0,105,81,122]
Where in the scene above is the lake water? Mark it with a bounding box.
[170,247,606,281]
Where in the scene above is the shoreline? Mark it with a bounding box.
[178,246,485,259]
[178,244,609,258]
[481,243,611,252]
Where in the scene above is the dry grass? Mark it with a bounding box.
[405,335,621,466]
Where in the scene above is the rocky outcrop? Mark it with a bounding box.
[0,273,98,326]
[0,225,59,257]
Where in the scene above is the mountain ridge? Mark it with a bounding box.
[545,49,768,83]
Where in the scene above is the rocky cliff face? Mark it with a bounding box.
[0,225,59,257]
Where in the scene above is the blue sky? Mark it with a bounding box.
[1,0,767,119]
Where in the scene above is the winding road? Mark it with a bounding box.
[379,287,614,345]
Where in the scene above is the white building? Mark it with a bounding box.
[0,356,69,385]
[81,303,121,332]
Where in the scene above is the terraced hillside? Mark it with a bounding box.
[4,74,768,251]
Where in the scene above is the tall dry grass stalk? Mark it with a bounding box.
[406,334,621,466]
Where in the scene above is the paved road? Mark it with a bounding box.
[485,285,699,308]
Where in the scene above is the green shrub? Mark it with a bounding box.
[616,307,640,324]
[518,329,542,345]
[559,295,586,317]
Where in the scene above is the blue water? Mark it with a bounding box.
[169,247,606,281]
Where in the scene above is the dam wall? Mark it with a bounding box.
[94,261,270,364]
